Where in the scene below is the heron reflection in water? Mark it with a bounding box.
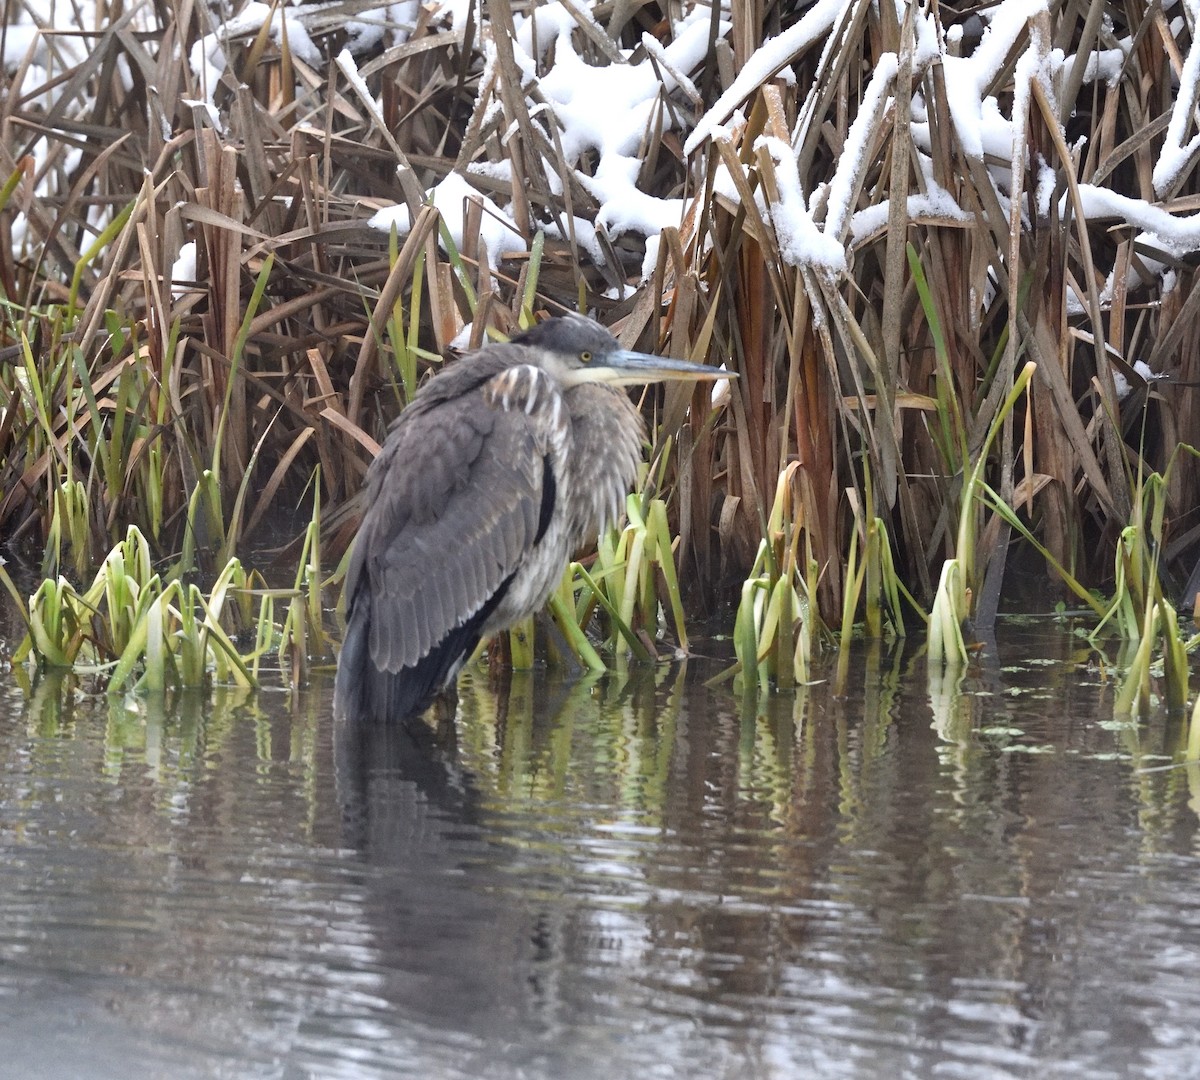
[334,313,733,723]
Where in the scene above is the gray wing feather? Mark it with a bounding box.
[353,374,551,673]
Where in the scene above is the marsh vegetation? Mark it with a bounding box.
[3,0,1200,701]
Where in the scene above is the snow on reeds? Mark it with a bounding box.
[2,0,1200,649]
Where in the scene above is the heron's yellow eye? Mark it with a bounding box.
[580,351,592,362]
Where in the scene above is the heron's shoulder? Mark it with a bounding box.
[408,351,507,406]
[417,345,561,409]
[481,362,563,413]
[405,344,532,406]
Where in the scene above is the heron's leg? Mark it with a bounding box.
[430,684,459,747]
[535,610,584,677]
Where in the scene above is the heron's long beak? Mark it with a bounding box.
[588,349,737,387]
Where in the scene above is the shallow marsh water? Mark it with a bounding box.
[0,627,1199,1079]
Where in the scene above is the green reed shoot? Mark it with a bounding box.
[522,490,690,673]
[67,200,136,314]
[975,485,1106,617]
[906,244,967,473]
[385,227,423,401]
[1100,451,1200,716]
[927,361,1037,668]
[278,469,328,686]
[437,218,478,317]
[520,232,546,328]
[837,499,917,692]
[48,477,90,580]
[839,462,914,645]
[548,577,607,673]
[592,493,689,660]
[18,525,258,692]
[733,462,824,694]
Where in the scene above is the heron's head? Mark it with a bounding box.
[511,313,734,388]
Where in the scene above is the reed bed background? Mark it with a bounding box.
[3,0,1200,680]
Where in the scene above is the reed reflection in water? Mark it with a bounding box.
[0,631,1198,1077]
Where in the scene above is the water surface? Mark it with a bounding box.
[1,628,1198,1079]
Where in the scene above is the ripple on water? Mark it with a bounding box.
[0,638,1198,1077]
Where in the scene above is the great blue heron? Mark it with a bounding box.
[334,313,732,723]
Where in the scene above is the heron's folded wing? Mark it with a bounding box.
[357,385,550,673]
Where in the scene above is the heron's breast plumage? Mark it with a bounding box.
[476,363,577,636]
[562,383,645,545]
